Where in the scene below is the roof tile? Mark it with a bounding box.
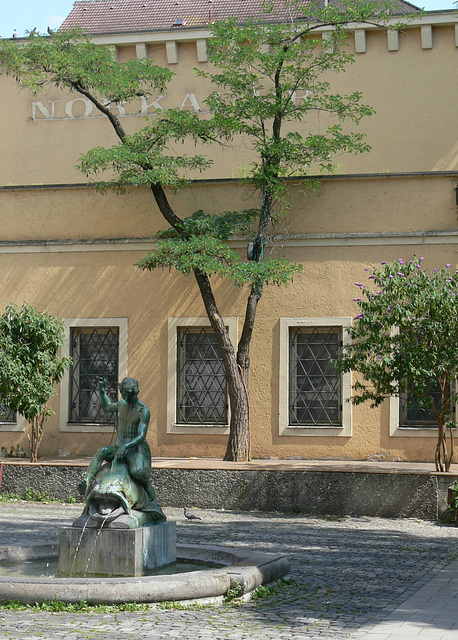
[60,0,419,36]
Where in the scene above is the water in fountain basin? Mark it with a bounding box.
[0,557,222,579]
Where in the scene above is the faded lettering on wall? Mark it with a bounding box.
[30,91,312,121]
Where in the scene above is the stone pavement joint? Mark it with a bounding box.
[0,503,457,639]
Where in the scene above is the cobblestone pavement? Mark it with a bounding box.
[0,502,457,639]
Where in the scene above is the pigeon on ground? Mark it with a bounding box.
[183,507,202,521]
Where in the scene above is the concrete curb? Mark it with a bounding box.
[0,544,290,605]
[2,462,451,519]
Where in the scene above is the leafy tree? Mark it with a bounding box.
[0,2,405,460]
[0,303,71,463]
[333,258,458,472]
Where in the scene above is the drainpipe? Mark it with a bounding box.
[0,462,3,493]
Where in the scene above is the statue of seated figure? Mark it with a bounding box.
[73,376,165,529]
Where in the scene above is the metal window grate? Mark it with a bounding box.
[0,402,16,423]
[400,382,454,428]
[177,327,227,424]
[289,326,341,426]
[68,327,119,424]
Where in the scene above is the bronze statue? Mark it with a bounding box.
[73,377,165,529]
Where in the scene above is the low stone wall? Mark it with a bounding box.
[1,462,450,520]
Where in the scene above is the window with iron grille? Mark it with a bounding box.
[0,402,16,424]
[399,382,455,428]
[289,326,342,426]
[68,327,119,424]
[176,327,227,425]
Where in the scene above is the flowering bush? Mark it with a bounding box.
[334,257,458,471]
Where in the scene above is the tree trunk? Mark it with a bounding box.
[435,379,454,472]
[435,418,448,472]
[446,426,454,473]
[27,414,45,464]
[193,269,251,461]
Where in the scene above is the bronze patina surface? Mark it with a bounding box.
[74,377,165,528]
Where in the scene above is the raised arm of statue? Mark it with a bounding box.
[98,376,118,413]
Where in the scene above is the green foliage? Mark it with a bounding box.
[251,578,296,600]
[0,303,70,421]
[224,580,244,602]
[334,257,458,470]
[0,28,172,104]
[138,209,302,287]
[0,303,71,461]
[22,487,53,502]
[157,209,260,240]
[448,480,458,513]
[334,257,458,410]
[0,599,152,613]
[0,493,22,503]
[0,3,412,463]
[78,110,215,191]
[0,488,60,503]
[137,234,302,287]
[199,3,396,200]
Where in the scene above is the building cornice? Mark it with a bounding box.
[0,230,455,254]
[1,171,458,193]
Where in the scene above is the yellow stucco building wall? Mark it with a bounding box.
[0,11,456,462]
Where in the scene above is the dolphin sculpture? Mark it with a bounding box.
[73,459,165,529]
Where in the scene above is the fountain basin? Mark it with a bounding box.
[0,543,290,605]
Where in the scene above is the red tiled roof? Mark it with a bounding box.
[60,0,419,36]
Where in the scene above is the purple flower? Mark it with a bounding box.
[416,265,421,269]
[446,264,451,268]
[355,314,363,319]
[420,257,424,261]
[381,261,388,265]
[389,275,394,279]
[397,272,404,276]
[398,259,404,264]
[353,298,362,301]
[354,282,363,287]
[368,275,375,280]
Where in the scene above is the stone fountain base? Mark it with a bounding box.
[0,543,290,605]
[58,521,176,577]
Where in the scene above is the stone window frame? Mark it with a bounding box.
[167,317,237,435]
[0,409,25,433]
[59,318,128,433]
[388,326,457,438]
[279,317,352,437]
[390,381,457,438]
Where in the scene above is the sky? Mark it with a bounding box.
[0,0,456,39]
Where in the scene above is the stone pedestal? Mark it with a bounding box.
[58,521,176,577]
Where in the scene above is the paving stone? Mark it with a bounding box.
[0,504,457,639]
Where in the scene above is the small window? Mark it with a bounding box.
[289,326,341,426]
[0,402,16,424]
[176,327,227,425]
[399,382,454,428]
[68,327,119,424]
